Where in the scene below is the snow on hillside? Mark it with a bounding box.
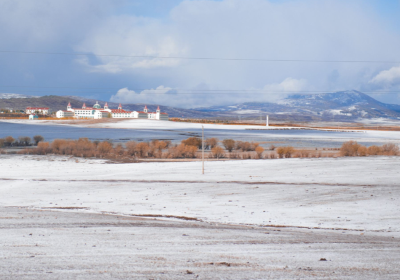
[0,93,38,99]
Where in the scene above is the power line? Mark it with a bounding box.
[0,89,399,95]
[0,50,399,63]
[0,85,399,94]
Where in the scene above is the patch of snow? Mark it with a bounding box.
[234,110,261,114]
[0,93,39,99]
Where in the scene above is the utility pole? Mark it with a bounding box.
[202,125,204,174]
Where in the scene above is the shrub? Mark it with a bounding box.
[0,139,4,148]
[114,144,125,156]
[51,139,68,154]
[236,141,260,151]
[182,137,202,149]
[340,141,361,156]
[205,138,219,150]
[357,146,367,156]
[296,149,310,158]
[125,141,137,156]
[33,135,44,145]
[4,136,15,147]
[135,142,150,158]
[269,144,276,151]
[222,139,235,152]
[229,152,240,159]
[167,144,198,158]
[97,141,113,155]
[367,145,381,155]
[381,143,399,156]
[269,153,276,159]
[36,142,50,155]
[210,146,225,159]
[18,136,31,146]
[277,146,294,158]
[255,146,264,158]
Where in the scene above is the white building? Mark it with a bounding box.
[56,102,169,120]
[26,107,49,115]
[147,106,169,120]
[55,110,74,118]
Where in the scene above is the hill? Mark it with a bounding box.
[0,96,84,112]
[196,90,400,121]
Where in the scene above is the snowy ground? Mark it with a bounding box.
[1,155,400,278]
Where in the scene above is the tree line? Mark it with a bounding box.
[0,135,44,147]
[2,136,398,159]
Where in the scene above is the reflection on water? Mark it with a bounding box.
[0,122,394,148]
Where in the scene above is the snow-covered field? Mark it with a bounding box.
[1,155,400,278]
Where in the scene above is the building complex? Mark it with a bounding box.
[56,102,169,120]
[25,107,50,115]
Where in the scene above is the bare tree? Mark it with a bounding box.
[4,136,15,147]
[33,135,44,145]
[211,146,225,159]
[18,136,31,146]
[222,139,235,152]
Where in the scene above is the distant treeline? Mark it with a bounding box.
[0,135,44,147]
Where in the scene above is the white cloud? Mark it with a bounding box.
[110,86,175,105]
[110,78,307,108]
[74,0,400,107]
[2,0,400,106]
[369,66,400,87]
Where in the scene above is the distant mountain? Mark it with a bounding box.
[0,96,83,111]
[0,93,39,99]
[196,90,400,121]
[2,91,399,121]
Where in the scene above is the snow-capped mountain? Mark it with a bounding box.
[0,93,39,99]
[196,90,400,121]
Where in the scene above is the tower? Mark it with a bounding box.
[144,105,148,113]
[156,106,160,113]
[93,101,101,109]
[82,103,86,109]
[67,102,71,110]
[104,102,109,110]
[118,103,122,110]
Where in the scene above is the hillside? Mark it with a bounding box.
[0,96,84,112]
[196,90,400,121]
[2,90,400,121]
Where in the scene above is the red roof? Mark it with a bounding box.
[73,108,93,111]
[137,111,147,114]
[111,109,131,113]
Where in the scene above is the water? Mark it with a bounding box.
[0,122,398,148]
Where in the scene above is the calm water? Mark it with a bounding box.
[0,122,396,148]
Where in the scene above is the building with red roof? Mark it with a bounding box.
[56,102,169,120]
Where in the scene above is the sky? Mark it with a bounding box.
[0,0,400,108]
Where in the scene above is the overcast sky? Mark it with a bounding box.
[1,0,400,108]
